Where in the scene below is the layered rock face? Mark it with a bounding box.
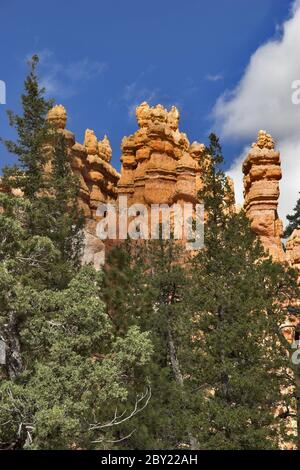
[2,103,300,273]
[243,130,285,262]
[47,105,119,219]
[47,105,120,269]
[286,229,300,271]
[118,102,205,208]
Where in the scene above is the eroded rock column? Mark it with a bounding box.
[243,130,285,262]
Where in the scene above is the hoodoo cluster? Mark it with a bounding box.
[1,102,299,272]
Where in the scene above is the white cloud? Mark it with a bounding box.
[206,74,223,82]
[212,1,300,223]
[63,59,107,82]
[292,0,300,13]
[25,50,107,99]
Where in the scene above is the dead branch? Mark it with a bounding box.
[89,386,151,431]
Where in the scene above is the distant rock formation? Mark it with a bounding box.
[46,105,119,220]
[46,105,120,269]
[286,229,300,271]
[118,102,205,207]
[1,103,300,274]
[243,130,285,262]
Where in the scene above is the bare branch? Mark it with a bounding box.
[89,386,151,431]
[91,429,136,444]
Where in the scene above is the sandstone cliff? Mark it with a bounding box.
[2,102,300,274]
[118,101,205,207]
[243,130,285,262]
[47,105,119,219]
[286,229,300,271]
[47,105,120,269]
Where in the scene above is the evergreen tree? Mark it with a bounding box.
[103,238,197,449]
[0,193,60,381]
[1,55,53,198]
[198,133,232,225]
[27,132,85,287]
[103,134,300,450]
[1,54,298,450]
[1,55,84,287]
[0,58,153,450]
[0,263,153,449]
[188,133,299,449]
[284,193,300,238]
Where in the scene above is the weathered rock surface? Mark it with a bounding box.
[46,106,119,218]
[243,130,285,262]
[45,105,120,268]
[81,220,106,271]
[286,229,300,271]
[2,103,300,274]
[118,102,205,207]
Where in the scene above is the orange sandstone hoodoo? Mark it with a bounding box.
[1,102,299,273]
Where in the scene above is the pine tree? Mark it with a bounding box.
[0,191,61,381]
[0,193,153,450]
[103,238,197,449]
[27,132,85,287]
[188,133,299,449]
[1,55,84,288]
[1,55,53,198]
[0,265,153,449]
[0,57,153,449]
[90,133,300,450]
[284,193,300,238]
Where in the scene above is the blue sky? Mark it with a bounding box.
[0,0,298,217]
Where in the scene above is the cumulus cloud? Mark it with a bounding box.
[292,0,300,13]
[212,1,300,223]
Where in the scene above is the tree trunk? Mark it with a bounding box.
[166,320,198,450]
[4,311,23,380]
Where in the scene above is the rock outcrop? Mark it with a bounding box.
[2,103,300,274]
[118,102,205,208]
[286,229,300,271]
[46,105,120,268]
[243,130,285,262]
[46,105,119,220]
